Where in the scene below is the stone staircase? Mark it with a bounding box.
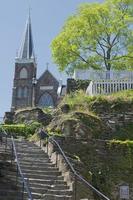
[16,139,73,200]
[0,138,111,200]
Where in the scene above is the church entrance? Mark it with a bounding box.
[38,92,54,107]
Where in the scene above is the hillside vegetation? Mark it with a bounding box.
[48,90,133,199]
[48,90,133,140]
[62,90,133,113]
[2,90,133,199]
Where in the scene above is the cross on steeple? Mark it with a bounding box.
[46,62,49,70]
[28,6,32,19]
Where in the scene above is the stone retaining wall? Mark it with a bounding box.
[67,78,90,93]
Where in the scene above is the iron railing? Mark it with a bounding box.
[40,132,110,200]
[0,126,33,200]
[0,126,8,150]
[11,136,33,200]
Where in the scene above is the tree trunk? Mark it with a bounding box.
[106,48,111,79]
[106,70,111,79]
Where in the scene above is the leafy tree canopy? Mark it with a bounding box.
[51,0,133,74]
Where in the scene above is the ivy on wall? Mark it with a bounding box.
[67,78,90,93]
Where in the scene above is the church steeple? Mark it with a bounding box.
[17,12,35,61]
[11,12,37,111]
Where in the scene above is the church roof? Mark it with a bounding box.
[17,13,35,60]
[38,69,59,84]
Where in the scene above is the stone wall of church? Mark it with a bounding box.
[11,62,37,111]
[35,70,59,107]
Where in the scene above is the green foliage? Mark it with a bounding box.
[51,0,133,73]
[60,90,133,140]
[0,122,41,138]
[62,89,133,112]
[112,123,133,140]
[67,79,91,93]
[62,90,92,111]
[108,139,133,167]
[42,106,54,114]
[109,139,133,147]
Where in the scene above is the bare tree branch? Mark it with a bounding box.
[70,50,89,64]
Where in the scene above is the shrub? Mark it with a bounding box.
[0,122,42,138]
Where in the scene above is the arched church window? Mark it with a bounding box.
[17,86,28,98]
[23,87,28,97]
[17,87,22,98]
[20,68,28,79]
[38,93,54,107]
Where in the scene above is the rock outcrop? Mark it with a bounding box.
[48,111,108,139]
[4,107,53,126]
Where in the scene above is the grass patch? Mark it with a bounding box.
[61,89,133,113]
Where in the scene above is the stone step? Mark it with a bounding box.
[2,172,26,181]
[23,191,41,200]
[0,183,19,190]
[18,158,50,163]
[22,169,61,176]
[24,192,42,199]
[17,152,47,157]
[17,146,40,149]
[29,183,68,190]
[17,148,44,153]
[27,184,69,193]
[21,165,58,171]
[28,178,66,185]
[28,190,72,200]
[17,148,44,152]
[6,174,64,184]
[17,148,41,152]
[30,187,48,194]
[17,145,40,149]
[46,189,72,196]
[0,189,22,199]
[23,173,64,180]
[0,148,10,153]
[0,195,23,200]
[18,152,46,156]
[19,162,55,168]
[42,194,72,200]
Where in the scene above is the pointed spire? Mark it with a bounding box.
[17,11,35,61]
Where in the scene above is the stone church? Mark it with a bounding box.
[11,14,59,111]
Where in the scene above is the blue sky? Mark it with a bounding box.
[0,0,102,117]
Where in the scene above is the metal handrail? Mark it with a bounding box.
[0,126,8,150]
[0,125,33,200]
[11,136,33,200]
[0,126,7,136]
[44,133,110,200]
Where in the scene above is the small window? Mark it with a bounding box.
[20,68,28,79]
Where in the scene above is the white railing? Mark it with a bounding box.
[73,70,133,80]
[86,79,133,96]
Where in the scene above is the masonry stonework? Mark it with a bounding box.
[11,14,59,112]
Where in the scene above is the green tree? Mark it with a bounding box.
[51,0,133,74]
